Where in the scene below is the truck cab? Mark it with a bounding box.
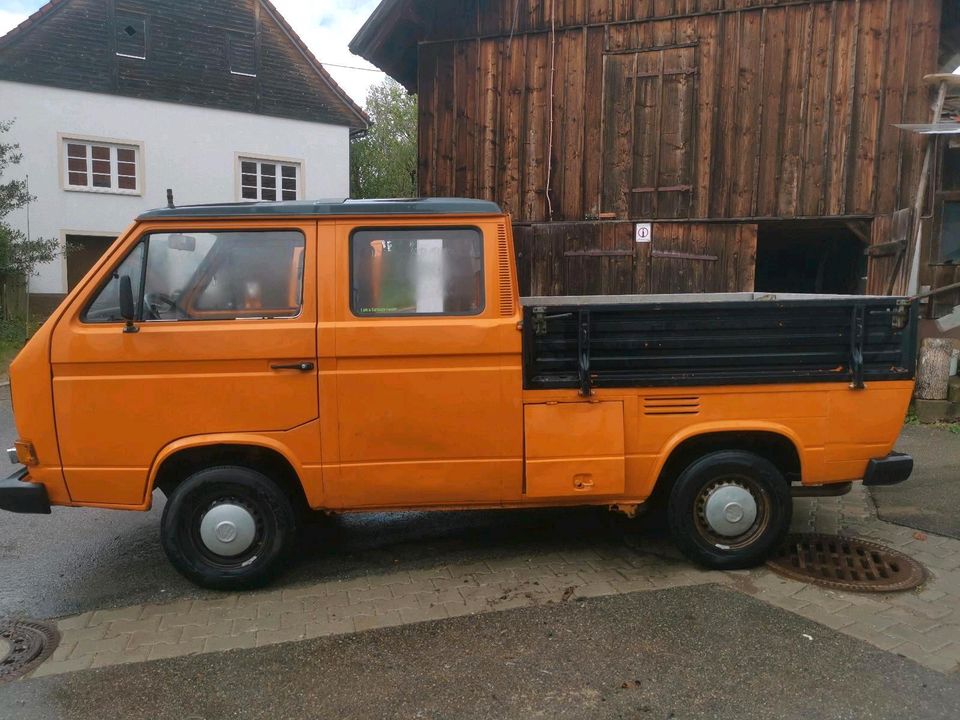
[0,199,916,589]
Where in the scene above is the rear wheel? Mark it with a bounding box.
[667,450,791,570]
[161,466,297,590]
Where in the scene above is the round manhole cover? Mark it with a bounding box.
[766,534,926,592]
[0,619,60,683]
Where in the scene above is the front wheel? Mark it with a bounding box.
[667,450,791,570]
[161,466,298,590]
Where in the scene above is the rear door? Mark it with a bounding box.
[50,220,319,505]
[326,218,522,508]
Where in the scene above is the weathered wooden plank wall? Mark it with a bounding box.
[418,0,938,226]
[515,221,756,295]
[410,0,941,296]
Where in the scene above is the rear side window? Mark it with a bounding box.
[350,227,484,316]
[83,230,305,322]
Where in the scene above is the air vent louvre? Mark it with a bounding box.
[643,396,701,416]
[497,224,516,317]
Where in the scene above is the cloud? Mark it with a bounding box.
[0,0,388,106]
[0,9,28,35]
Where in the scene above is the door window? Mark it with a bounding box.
[83,230,305,322]
[82,242,146,323]
[350,227,484,316]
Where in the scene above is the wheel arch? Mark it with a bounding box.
[147,435,309,515]
[651,423,804,500]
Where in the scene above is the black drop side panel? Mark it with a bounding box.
[522,299,918,391]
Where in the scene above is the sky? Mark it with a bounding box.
[0,0,387,107]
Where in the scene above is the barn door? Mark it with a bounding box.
[601,47,698,220]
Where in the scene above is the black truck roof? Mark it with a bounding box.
[138,198,503,220]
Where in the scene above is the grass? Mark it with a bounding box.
[0,318,37,381]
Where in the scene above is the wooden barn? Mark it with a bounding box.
[352,0,960,310]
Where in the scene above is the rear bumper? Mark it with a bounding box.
[862,452,913,487]
[0,467,51,514]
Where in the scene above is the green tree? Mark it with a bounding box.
[351,78,418,199]
[0,119,59,282]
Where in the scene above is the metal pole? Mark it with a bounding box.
[24,174,30,335]
[905,80,949,296]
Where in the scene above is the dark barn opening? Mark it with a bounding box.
[755,222,868,295]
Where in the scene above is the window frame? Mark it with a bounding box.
[80,228,308,324]
[227,30,257,77]
[115,12,148,60]
[61,135,143,196]
[236,155,302,202]
[347,225,487,319]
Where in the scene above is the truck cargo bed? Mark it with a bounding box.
[521,293,918,394]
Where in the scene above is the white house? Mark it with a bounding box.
[0,0,367,313]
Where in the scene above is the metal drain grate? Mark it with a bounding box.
[766,534,926,592]
[0,619,60,683]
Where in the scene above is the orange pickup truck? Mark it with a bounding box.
[1,199,916,588]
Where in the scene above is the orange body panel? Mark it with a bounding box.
[6,212,913,514]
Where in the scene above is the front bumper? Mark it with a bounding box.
[0,467,51,514]
[863,452,913,487]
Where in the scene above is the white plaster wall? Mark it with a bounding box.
[0,80,351,294]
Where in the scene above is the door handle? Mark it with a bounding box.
[270,362,315,372]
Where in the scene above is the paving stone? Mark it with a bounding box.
[90,647,150,668]
[348,586,392,603]
[399,605,449,624]
[103,615,162,638]
[158,610,214,630]
[89,606,143,627]
[147,639,204,661]
[28,655,94,678]
[204,632,257,653]
[884,624,954,653]
[839,623,903,651]
[233,615,281,635]
[256,600,304,618]
[303,617,356,638]
[139,599,194,619]
[55,612,93,631]
[71,635,130,659]
[256,625,306,646]
[126,627,183,650]
[58,624,107,644]
[180,620,234,641]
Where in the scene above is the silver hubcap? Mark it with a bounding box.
[199,503,257,557]
[703,484,758,537]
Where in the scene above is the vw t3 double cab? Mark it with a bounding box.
[1,199,917,589]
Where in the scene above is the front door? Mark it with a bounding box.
[50,221,319,505]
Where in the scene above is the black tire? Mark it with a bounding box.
[667,450,791,570]
[161,466,298,590]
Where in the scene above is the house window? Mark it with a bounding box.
[240,158,299,201]
[350,227,484,316]
[116,14,146,59]
[227,31,256,77]
[64,140,140,194]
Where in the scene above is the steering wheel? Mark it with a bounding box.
[144,292,179,319]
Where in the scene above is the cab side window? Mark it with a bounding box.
[83,230,305,322]
[350,227,484,316]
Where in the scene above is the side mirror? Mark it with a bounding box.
[119,275,139,334]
